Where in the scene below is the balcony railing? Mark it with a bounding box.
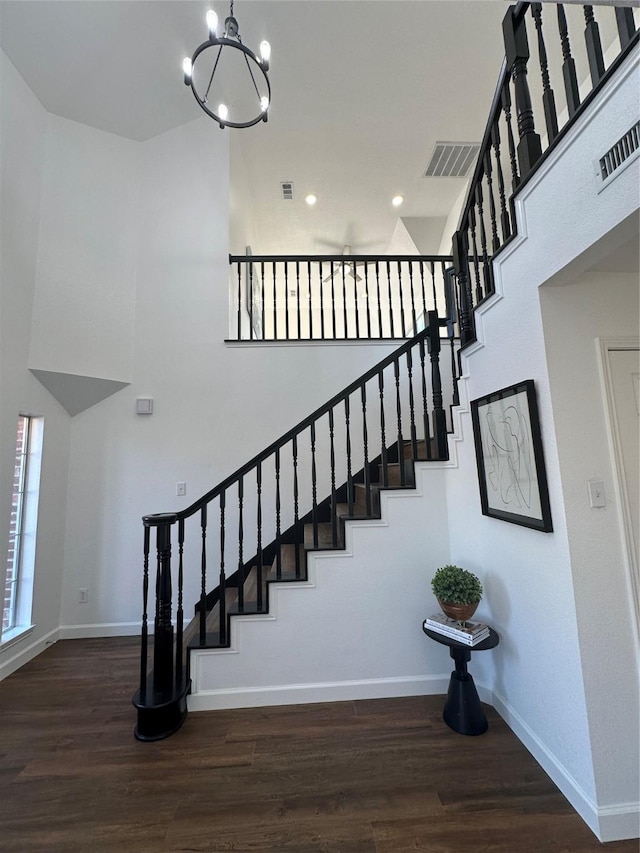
[229,254,456,342]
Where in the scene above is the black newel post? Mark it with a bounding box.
[427,310,449,461]
[133,512,190,742]
[503,5,542,179]
[152,514,177,692]
[452,229,475,349]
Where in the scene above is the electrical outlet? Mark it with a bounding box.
[176,482,187,497]
[78,588,89,604]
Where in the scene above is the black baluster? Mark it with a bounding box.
[199,505,207,645]
[419,261,427,327]
[364,263,371,337]
[616,7,636,50]
[418,337,433,460]
[256,462,263,611]
[444,269,460,410]
[237,477,244,611]
[428,311,448,460]
[491,119,512,242]
[503,5,542,177]
[311,422,318,548]
[308,261,313,339]
[321,261,327,340]
[330,261,337,339]
[452,230,476,348]
[219,491,227,644]
[408,262,417,334]
[407,350,418,459]
[378,371,388,487]
[236,261,242,340]
[284,263,290,341]
[501,78,521,191]
[468,207,483,304]
[271,261,277,340]
[386,260,394,337]
[353,265,360,339]
[292,436,300,577]
[139,525,151,699]
[260,262,266,341]
[345,397,354,515]
[431,262,438,313]
[329,409,337,546]
[398,261,406,338]
[275,448,282,579]
[248,262,254,341]
[484,149,500,253]
[362,385,371,515]
[557,5,580,117]
[475,178,494,295]
[341,262,348,339]
[176,518,184,685]
[394,359,405,486]
[583,6,605,86]
[531,4,559,143]
[295,262,301,340]
[375,261,383,337]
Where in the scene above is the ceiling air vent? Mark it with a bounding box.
[599,122,639,181]
[281,181,294,200]
[424,142,480,178]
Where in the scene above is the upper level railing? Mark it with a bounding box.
[452,2,639,348]
[229,254,455,342]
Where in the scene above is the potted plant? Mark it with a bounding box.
[431,564,483,623]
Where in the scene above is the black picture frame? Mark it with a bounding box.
[470,380,553,532]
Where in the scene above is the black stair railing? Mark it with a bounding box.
[133,311,456,741]
[452,1,639,349]
[229,254,454,342]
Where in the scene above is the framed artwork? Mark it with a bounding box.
[471,380,553,532]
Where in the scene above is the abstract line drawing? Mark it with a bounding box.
[471,380,553,532]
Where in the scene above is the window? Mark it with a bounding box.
[2,415,43,643]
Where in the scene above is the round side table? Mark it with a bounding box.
[423,624,499,736]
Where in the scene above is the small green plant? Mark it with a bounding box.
[431,565,483,605]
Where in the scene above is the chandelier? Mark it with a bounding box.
[182,2,271,129]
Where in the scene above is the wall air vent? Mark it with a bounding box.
[599,122,639,181]
[424,142,481,178]
[281,181,294,200]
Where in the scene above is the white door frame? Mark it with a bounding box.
[597,336,640,642]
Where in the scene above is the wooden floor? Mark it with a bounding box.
[0,638,636,852]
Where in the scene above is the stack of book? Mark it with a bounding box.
[424,613,490,646]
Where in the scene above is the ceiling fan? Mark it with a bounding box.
[321,245,364,283]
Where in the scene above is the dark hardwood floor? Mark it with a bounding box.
[0,637,636,852]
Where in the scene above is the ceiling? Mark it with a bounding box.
[0,0,509,255]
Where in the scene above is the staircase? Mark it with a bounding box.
[133,313,457,740]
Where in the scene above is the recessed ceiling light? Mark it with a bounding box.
[305,194,317,206]
[392,195,404,207]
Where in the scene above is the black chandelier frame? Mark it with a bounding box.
[184,9,271,130]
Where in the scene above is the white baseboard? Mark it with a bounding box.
[0,626,60,681]
[490,686,639,842]
[58,622,140,639]
[187,674,450,712]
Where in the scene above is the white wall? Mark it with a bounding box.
[0,51,71,675]
[29,114,140,382]
[540,265,639,831]
[445,50,639,840]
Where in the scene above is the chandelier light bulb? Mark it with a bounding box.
[218,103,229,121]
[260,96,269,112]
[305,194,317,206]
[392,195,404,207]
[206,10,218,38]
[259,40,271,67]
[182,57,192,84]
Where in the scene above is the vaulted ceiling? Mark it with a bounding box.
[1,1,509,255]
